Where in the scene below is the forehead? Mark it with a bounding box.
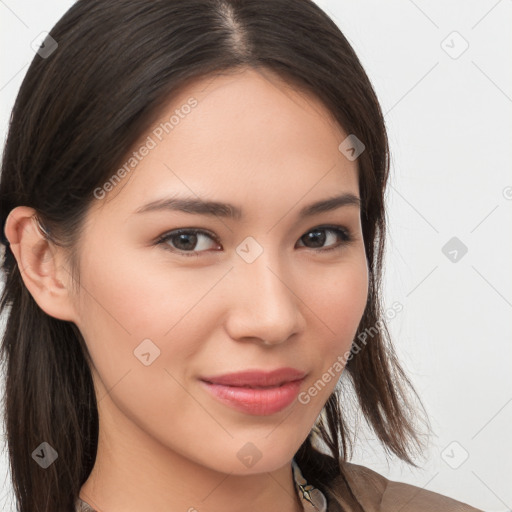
[91,67,359,217]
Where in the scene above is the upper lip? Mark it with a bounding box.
[200,367,306,387]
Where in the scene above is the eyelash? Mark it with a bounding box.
[154,225,354,258]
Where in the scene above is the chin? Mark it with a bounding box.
[195,433,305,475]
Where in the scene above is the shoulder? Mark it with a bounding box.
[323,460,484,512]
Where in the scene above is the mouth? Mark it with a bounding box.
[198,368,307,416]
[208,383,291,389]
[200,367,306,387]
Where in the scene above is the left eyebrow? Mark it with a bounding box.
[133,192,361,220]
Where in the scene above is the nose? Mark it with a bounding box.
[224,249,305,346]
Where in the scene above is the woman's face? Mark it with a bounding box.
[71,67,368,474]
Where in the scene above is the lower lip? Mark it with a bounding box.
[200,379,304,415]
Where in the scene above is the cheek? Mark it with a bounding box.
[302,255,368,394]
[77,247,215,339]
[74,251,218,439]
[74,248,230,396]
[310,254,369,341]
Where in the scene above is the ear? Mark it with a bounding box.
[4,206,79,323]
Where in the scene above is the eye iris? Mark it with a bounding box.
[304,229,326,248]
[174,233,198,251]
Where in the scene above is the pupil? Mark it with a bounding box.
[306,230,325,248]
[176,233,196,250]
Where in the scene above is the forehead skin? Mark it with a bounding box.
[85,67,360,233]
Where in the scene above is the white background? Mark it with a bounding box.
[1,1,511,511]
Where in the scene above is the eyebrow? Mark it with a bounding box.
[134,192,361,220]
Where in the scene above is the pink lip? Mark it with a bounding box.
[201,368,306,387]
[199,368,306,415]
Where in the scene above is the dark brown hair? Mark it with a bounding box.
[0,1,427,510]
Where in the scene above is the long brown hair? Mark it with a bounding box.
[0,1,427,510]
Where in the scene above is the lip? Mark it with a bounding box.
[199,368,306,415]
[200,367,306,387]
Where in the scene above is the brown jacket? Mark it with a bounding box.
[323,460,483,511]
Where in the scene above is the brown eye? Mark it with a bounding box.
[156,229,220,256]
[155,224,353,258]
[297,226,352,252]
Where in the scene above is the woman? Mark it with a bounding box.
[0,1,482,511]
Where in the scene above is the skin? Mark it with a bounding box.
[5,67,368,512]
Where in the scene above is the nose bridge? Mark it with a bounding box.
[248,251,291,307]
[227,242,302,344]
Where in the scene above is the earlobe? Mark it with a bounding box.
[4,206,79,323]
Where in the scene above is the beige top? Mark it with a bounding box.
[75,456,483,512]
